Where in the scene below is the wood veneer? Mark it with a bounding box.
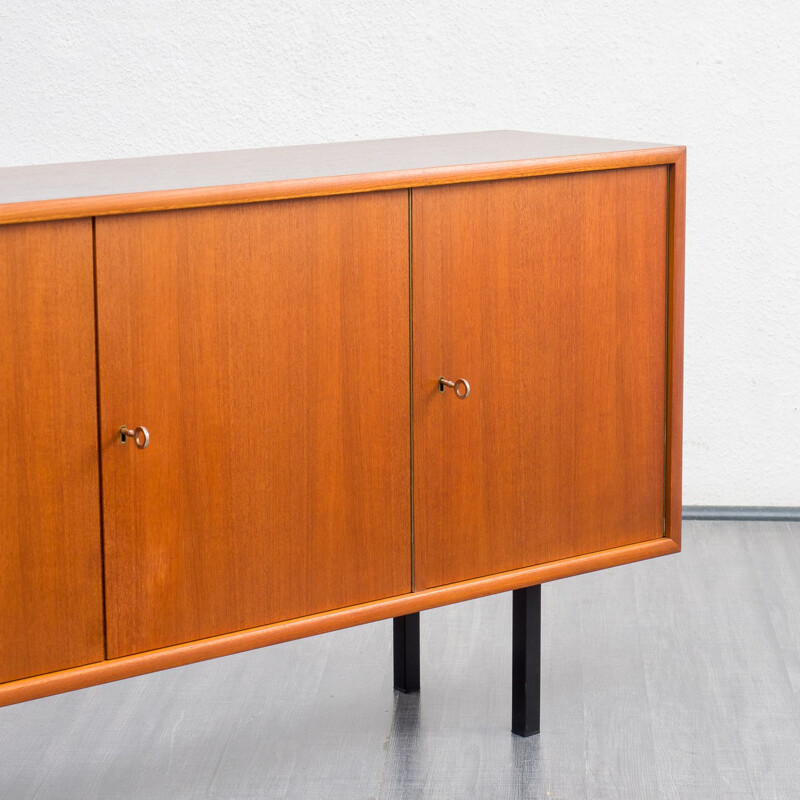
[0,536,678,707]
[0,131,685,708]
[413,167,669,588]
[0,220,104,683]
[666,152,686,547]
[95,193,411,657]
[0,131,684,225]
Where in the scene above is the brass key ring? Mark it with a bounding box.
[119,425,150,449]
[439,377,471,399]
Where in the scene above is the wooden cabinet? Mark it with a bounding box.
[0,131,685,715]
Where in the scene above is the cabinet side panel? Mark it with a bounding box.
[0,220,104,684]
[96,193,410,658]
[666,153,686,547]
[413,167,669,589]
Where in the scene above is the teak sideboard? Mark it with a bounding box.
[0,131,685,735]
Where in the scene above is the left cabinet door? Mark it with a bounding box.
[0,220,104,684]
[96,193,411,658]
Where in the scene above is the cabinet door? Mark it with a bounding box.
[0,220,104,683]
[413,167,668,589]
[96,193,410,658]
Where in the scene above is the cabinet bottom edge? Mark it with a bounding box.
[0,535,678,707]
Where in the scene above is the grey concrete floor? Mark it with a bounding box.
[2,521,800,799]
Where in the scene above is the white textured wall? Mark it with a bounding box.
[1,1,798,505]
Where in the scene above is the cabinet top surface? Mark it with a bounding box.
[0,130,682,224]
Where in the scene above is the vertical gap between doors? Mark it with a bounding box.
[409,188,415,592]
[91,217,109,658]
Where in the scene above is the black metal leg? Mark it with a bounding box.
[512,584,541,736]
[393,613,420,693]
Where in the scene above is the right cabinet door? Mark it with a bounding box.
[413,167,669,589]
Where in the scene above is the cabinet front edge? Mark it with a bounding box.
[0,146,685,225]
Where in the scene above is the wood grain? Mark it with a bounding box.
[0,135,685,704]
[95,193,411,658]
[0,131,684,225]
[412,167,670,589]
[0,536,678,707]
[666,151,686,549]
[0,220,104,683]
